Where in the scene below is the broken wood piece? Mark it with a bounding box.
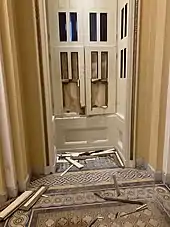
[41,195,48,198]
[119,205,148,218]
[90,149,116,156]
[0,198,16,212]
[79,150,103,156]
[20,186,48,211]
[65,157,84,169]
[60,164,74,176]
[114,151,125,168]
[115,212,120,219]
[94,193,144,205]
[113,175,121,197]
[0,191,33,221]
[136,204,148,212]
[88,216,104,227]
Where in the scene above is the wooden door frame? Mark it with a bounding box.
[36,0,141,170]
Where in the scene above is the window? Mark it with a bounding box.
[58,12,67,41]
[121,3,128,39]
[90,13,97,41]
[70,13,78,41]
[120,49,123,78]
[121,8,124,40]
[120,48,127,79]
[124,4,128,37]
[100,13,107,41]
[124,48,127,78]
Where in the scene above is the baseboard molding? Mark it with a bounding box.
[136,158,163,182]
[44,164,56,175]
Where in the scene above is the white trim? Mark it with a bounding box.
[131,0,141,164]
[44,163,56,175]
[123,0,141,167]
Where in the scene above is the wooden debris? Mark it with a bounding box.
[20,186,48,211]
[119,204,148,218]
[88,216,104,227]
[115,212,120,219]
[60,164,74,176]
[114,151,125,168]
[136,204,148,212]
[94,192,144,205]
[0,191,33,221]
[65,157,84,169]
[79,150,103,156]
[0,198,16,212]
[41,195,48,198]
[113,175,121,197]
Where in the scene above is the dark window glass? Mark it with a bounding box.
[70,13,78,41]
[121,8,124,39]
[120,49,123,78]
[90,13,97,41]
[59,12,67,41]
[124,48,127,78]
[125,4,128,37]
[100,13,107,41]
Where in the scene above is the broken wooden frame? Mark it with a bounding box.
[0,191,34,221]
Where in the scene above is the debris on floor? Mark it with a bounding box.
[93,175,148,220]
[88,216,104,227]
[57,148,125,176]
[0,190,34,221]
[0,186,48,221]
[113,174,121,197]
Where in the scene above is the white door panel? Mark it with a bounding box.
[54,115,116,152]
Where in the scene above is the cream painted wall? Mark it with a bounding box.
[136,0,169,171]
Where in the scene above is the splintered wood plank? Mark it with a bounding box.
[21,186,47,211]
[65,157,84,169]
[0,191,33,220]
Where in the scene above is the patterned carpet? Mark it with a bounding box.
[30,168,154,191]
[2,168,170,226]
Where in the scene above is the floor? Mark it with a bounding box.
[2,166,170,226]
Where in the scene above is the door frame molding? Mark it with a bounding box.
[125,0,141,167]
[36,0,141,169]
[34,0,56,174]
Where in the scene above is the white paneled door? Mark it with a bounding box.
[47,0,133,163]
